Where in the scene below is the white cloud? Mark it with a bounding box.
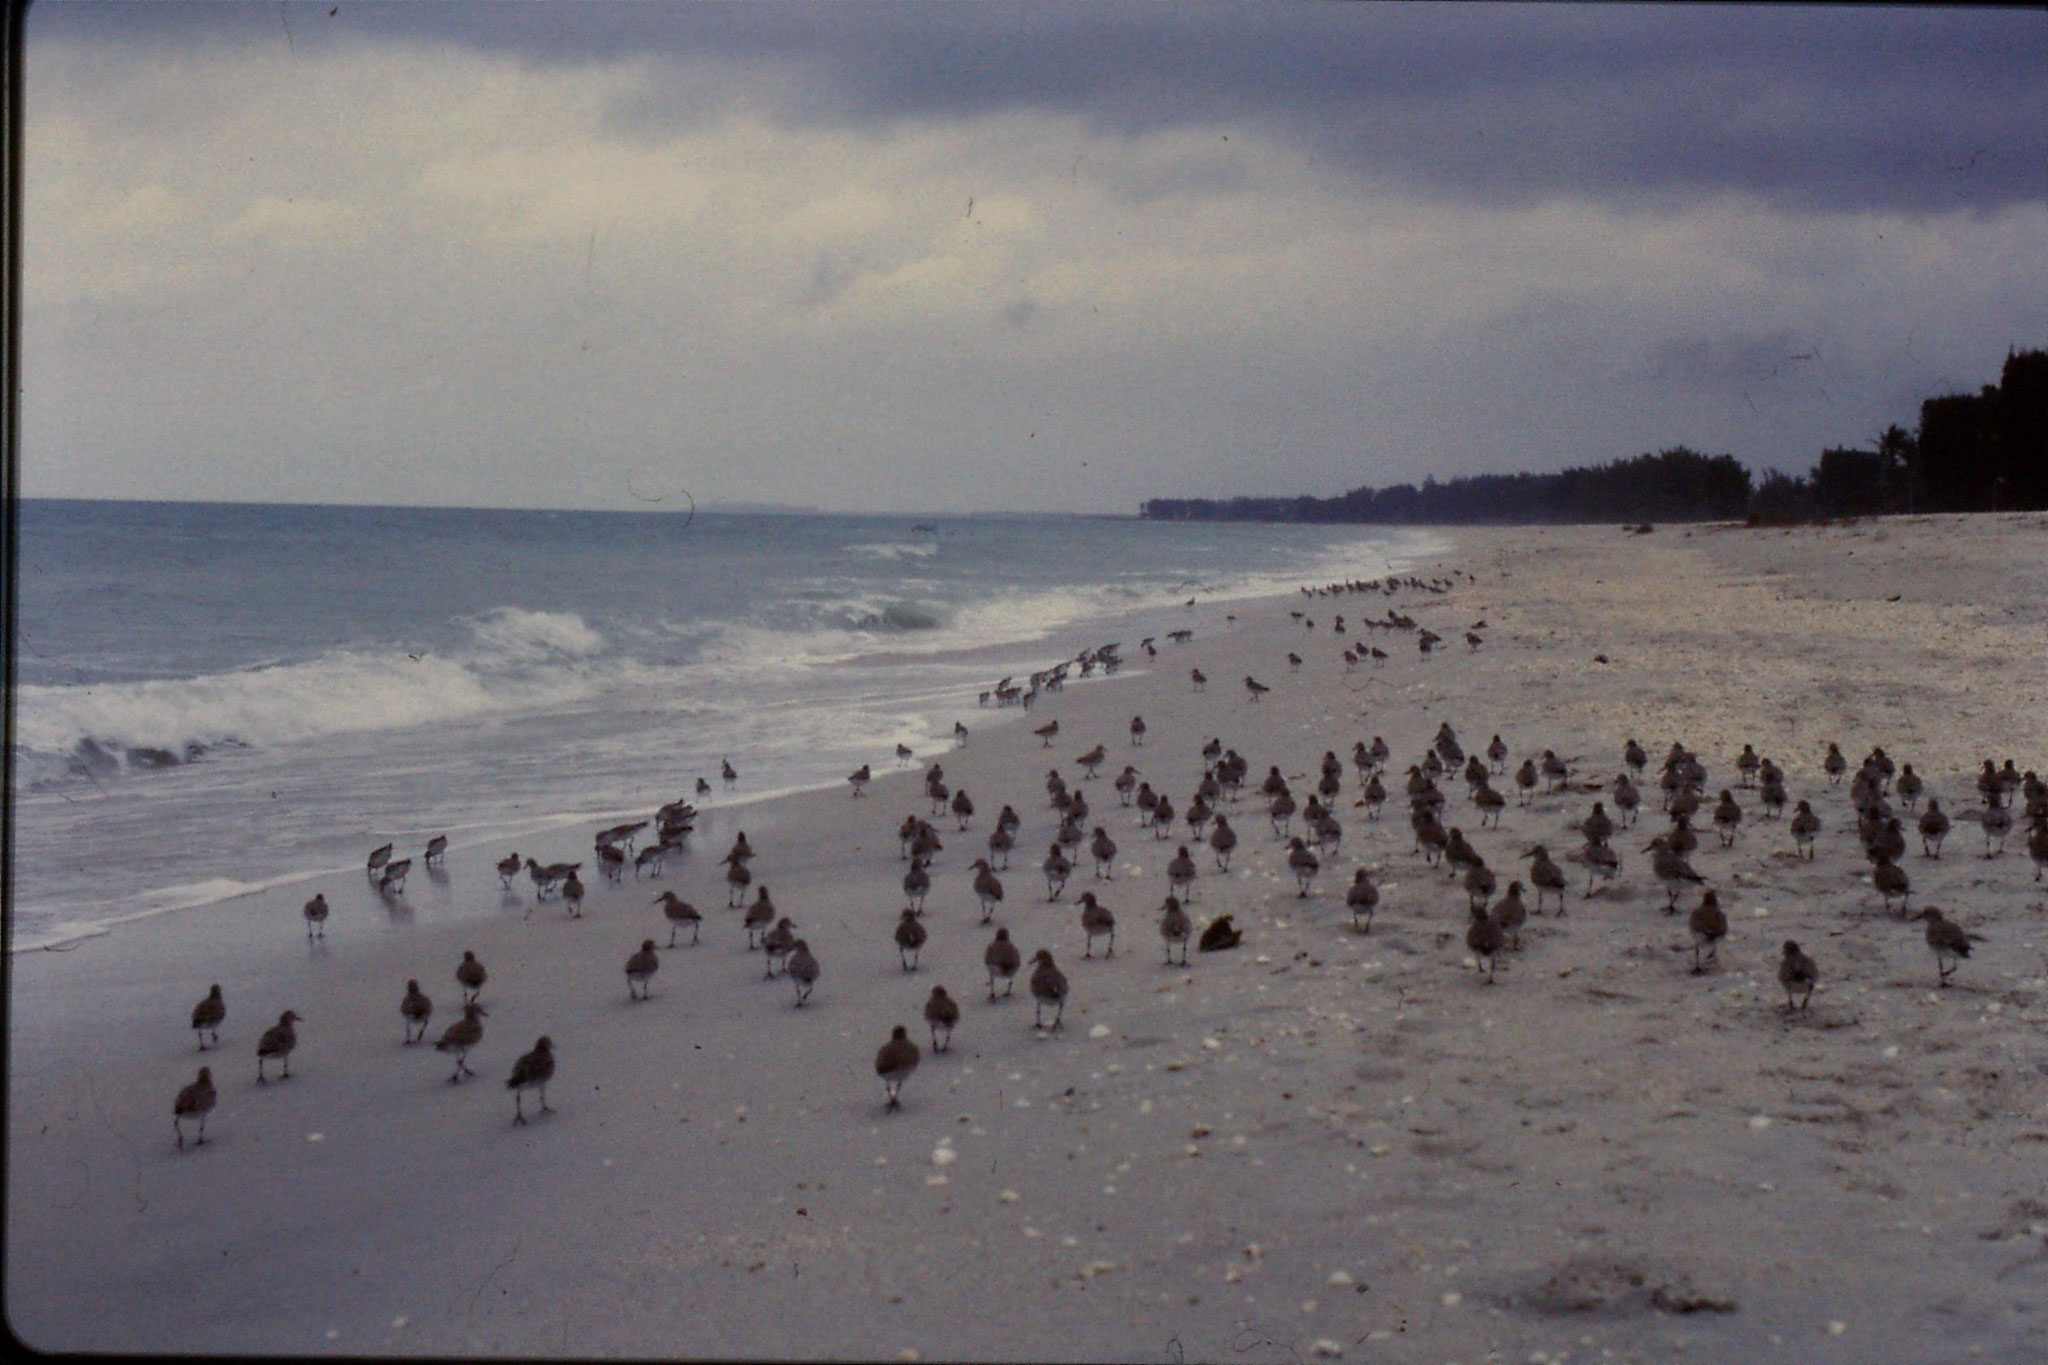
[20,33,2047,512]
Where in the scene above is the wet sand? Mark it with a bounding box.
[9,514,2048,1361]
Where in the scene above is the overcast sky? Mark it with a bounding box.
[22,1,2048,513]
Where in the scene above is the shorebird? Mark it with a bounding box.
[435,1001,488,1081]
[507,1036,555,1124]
[2030,820,2048,881]
[1157,895,1193,965]
[1089,827,1118,879]
[424,834,448,866]
[1779,941,1817,1010]
[655,891,702,947]
[1150,795,1175,840]
[1918,798,1950,857]
[1162,845,1198,901]
[721,758,738,790]
[302,893,329,939]
[1444,827,1484,877]
[1513,760,1539,806]
[954,721,969,746]
[1462,859,1497,911]
[1895,764,1924,810]
[876,1026,920,1110]
[1492,881,1528,950]
[1472,781,1506,828]
[1624,739,1647,776]
[1360,773,1386,819]
[456,951,487,1004]
[1029,949,1068,1028]
[1612,774,1641,827]
[1664,813,1700,857]
[725,857,753,908]
[634,844,669,879]
[848,764,871,797]
[985,927,1022,998]
[1790,800,1821,857]
[1190,668,1206,692]
[378,859,412,897]
[1580,801,1616,845]
[1197,914,1242,952]
[173,1067,216,1149]
[1269,789,1297,839]
[625,940,660,1000]
[1043,845,1072,900]
[895,908,928,970]
[1983,801,2013,856]
[1759,776,1787,819]
[560,871,584,918]
[1345,868,1380,932]
[736,886,775,945]
[1645,835,1705,912]
[696,777,712,797]
[1526,845,1568,915]
[1243,676,1270,702]
[785,940,820,1005]
[1735,745,1760,787]
[1688,890,1727,974]
[597,844,627,883]
[497,852,522,887]
[986,823,1015,870]
[903,856,932,912]
[1078,892,1117,957]
[524,857,563,900]
[1286,652,1303,672]
[255,1010,301,1084]
[191,984,225,1050]
[1208,815,1238,870]
[924,987,960,1052]
[1871,855,1911,914]
[1712,790,1743,848]
[1823,743,1847,785]
[1582,838,1621,895]
[966,858,1005,922]
[1916,908,1980,986]
[1034,720,1060,747]
[1130,715,1146,746]
[1466,905,1504,984]
[761,918,796,977]
[951,789,975,830]
[367,843,392,877]
[1287,838,1320,897]
[400,979,432,1043]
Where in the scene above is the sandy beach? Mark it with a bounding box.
[9,514,2048,1362]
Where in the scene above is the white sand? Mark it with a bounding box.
[9,513,2048,1361]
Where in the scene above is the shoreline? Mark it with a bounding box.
[8,526,1441,954]
[9,517,2047,1360]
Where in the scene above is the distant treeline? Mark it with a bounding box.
[1141,347,2048,525]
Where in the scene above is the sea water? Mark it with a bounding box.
[11,500,1437,950]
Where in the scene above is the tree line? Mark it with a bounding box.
[1141,347,2047,525]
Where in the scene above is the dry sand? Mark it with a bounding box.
[9,514,2048,1361]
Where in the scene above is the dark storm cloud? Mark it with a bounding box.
[39,2,2045,216]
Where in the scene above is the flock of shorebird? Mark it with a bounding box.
[171,569,2047,1143]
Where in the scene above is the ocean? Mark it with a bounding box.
[9,500,1438,951]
